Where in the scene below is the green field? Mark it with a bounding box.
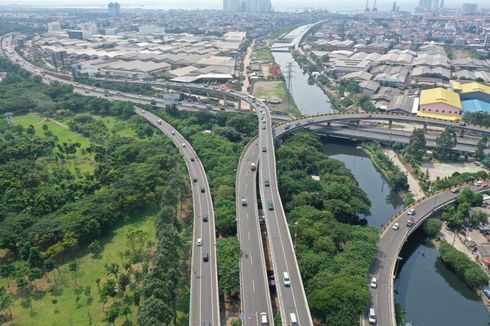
[0,210,157,326]
[255,48,274,62]
[253,81,299,115]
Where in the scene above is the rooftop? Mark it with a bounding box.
[419,87,462,109]
[452,81,490,96]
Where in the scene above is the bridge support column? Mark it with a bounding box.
[207,91,210,99]
[187,88,192,97]
[222,94,227,106]
[237,99,241,110]
[327,122,331,126]
[423,123,427,132]
[388,120,393,129]
[460,129,465,138]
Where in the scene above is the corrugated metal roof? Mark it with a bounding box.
[419,87,462,109]
[452,81,490,95]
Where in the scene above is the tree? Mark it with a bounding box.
[0,287,13,325]
[405,128,426,161]
[475,136,487,161]
[68,259,80,286]
[105,305,120,324]
[44,258,55,282]
[118,272,130,292]
[100,279,117,304]
[456,188,483,207]
[137,295,173,326]
[434,127,458,161]
[423,219,442,237]
[468,210,487,226]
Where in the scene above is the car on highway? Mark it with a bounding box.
[203,321,211,326]
[182,143,186,148]
[203,252,209,262]
[262,125,266,130]
[481,183,489,188]
[190,157,195,162]
[408,208,416,216]
[370,277,377,288]
[196,238,202,246]
[241,198,247,206]
[264,180,270,187]
[203,215,208,222]
[193,177,197,183]
[451,187,459,193]
[290,313,297,326]
[250,162,257,171]
[283,272,291,287]
[393,223,399,230]
[475,180,483,186]
[171,130,175,135]
[262,146,267,152]
[268,200,274,210]
[157,119,162,124]
[201,187,205,193]
[368,308,376,324]
[260,312,268,325]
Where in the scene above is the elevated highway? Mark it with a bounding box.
[132,108,221,326]
[6,33,490,326]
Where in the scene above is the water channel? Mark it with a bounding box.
[271,51,333,115]
[276,26,490,323]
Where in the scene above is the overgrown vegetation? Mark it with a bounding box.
[276,130,378,326]
[431,171,488,191]
[439,241,489,289]
[0,57,193,324]
[362,142,408,191]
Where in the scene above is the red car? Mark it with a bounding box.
[480,183,489,188]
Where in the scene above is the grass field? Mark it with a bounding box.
[255,48,274,62]
[252,81,300,115]
[0,209,158,326]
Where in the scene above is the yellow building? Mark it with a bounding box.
[416,87,462,121]
[451,81,490,103]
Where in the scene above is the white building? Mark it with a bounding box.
[47,22,62,35]
[79,22,98,35]
[139,24,164,35]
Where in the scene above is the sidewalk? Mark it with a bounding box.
[384,149,425,200]
[439,224,478,263]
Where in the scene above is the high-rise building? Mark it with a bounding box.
[417,0,432,11]
[108,2,121,18]
[462,3,477,15]
[223,0,271,13]
[439,0,444,9]
[431,0,439,11]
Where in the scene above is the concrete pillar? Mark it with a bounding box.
[423,123,427,132]
[327,122,331,126]
[207,91,210,99]
[460,129,465,138]
[238,99,241,110]
[187,88,192,98]
[388,120,393,129]
[222,94,227,106]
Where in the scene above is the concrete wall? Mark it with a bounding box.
[419,102,460,115]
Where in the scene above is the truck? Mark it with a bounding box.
[250,162,256,171]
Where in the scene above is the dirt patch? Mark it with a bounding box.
[252,80,298,115]
[421,161,486,181]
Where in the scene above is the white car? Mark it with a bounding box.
[196,238,202,246]
[370,277,377,288]
[392,223,399,230]
[182,143,186,148]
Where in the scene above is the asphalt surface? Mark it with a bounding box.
[236,137,274,326]
[134,108,220,326]
[364,184,487,326]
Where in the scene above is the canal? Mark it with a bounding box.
[271,51,333,115]
[276,26,490,324]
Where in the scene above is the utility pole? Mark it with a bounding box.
[286,61,294,112]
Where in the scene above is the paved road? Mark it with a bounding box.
[312,125,486,153]
[134,108,220,326]
[258,105,313,326]
[236,136,274,325]
[364,184,487,326]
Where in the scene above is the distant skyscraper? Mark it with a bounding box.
[431,0,438,11]
[462,3,477,15]
[417,0,432,11]
[439,0,444,9]
[108,2,121,18]
[223,0,271,13]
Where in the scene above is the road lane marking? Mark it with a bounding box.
[252,279,255,293]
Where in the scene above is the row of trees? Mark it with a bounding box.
[362,142,408,191]
[439,241,489,288]
[441,188,485,231]
[277,131,379,325]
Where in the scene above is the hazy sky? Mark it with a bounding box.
[5,0,490,11]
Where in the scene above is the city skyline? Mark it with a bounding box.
[3,0,490,11]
